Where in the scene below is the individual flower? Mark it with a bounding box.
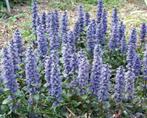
[140,23,146,42]
[37,23,48,59]
[98,64,111,102]
[97,0,103,23]
[90,45,103,97]
[86,20,96,55]
[25,47,40,96]
[128,28,137,48]
[2,47,18,94]
[32,0,38,34]
[114,66,125,102]
[125,68,135,100]
[85,12,90,26]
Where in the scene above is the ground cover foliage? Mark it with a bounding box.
[0,0,146,117]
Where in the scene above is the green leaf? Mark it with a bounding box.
[33,94,40,102]
[2,97,11,105]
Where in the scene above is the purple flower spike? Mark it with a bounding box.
[46,13,52,36]
[99,64,111,102]
[9,40,20,75]
[61,11,68,44]
[90,45,103,97]
[125,69,135,100]
[37,24,48,59]
[114,67,125,102]
[97,0,103,23]
[112,8,119,27]
[49,11,60,52]
[45,56,52,95]
[32,0,38,34]
[50,52,62,105]
[120,35,127,54]
[126,44,136,69]
[25,47,40,96]
[41,12,47,31]
[109,24,119,50]
[133,54,141,76]
[78,5,85,33]
[87,20,96,55]
[2,47,18,94]
[62,31,76,75]
[102,10,107,35]
[13,29,24,61]
[143,45,147,80]
[85,12,90,26]
[53,10,59,34]
[128,28,137,48]
[61,11,68,35]
[77,51,90,95]
[140,23,146,42]
[73,21,81,41]
[118,22,125,47]
[96,22,104,45]
[36,15,41,26]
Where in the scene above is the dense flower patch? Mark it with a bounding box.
[0,0,146,117]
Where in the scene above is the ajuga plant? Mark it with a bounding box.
[0,0,146,117]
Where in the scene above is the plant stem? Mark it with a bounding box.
[5,0,11,13]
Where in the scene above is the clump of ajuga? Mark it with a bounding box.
[0,0,146,117]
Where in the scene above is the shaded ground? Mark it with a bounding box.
[0,1,147,48]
